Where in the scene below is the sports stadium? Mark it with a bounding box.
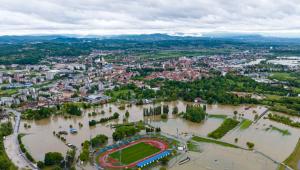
[96,136,172,169]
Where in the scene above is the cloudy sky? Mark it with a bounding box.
[1,0,300,36]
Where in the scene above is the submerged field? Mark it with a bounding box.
[192,136,239,149]
[109,142,160,165]
[19,102,300,170]
[279,139,300,170]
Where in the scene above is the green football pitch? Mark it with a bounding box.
[109,142,160,165]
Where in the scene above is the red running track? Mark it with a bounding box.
[98,138,168,169]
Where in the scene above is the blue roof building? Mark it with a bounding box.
[136,150,172,168]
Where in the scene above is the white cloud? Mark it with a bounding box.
[0,0,300,36]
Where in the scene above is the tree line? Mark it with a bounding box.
[107,74,291,105]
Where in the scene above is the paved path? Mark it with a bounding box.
[3,108,37,170]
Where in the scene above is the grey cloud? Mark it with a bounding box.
[0,0,300,36]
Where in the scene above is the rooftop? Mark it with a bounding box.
[136,150,172,168]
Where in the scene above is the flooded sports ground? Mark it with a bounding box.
[19,101,299,170]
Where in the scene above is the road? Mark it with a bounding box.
[253,108,269,124]
[3,108,38,170]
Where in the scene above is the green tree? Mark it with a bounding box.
[44,152,64,166]
[63,103,82,116]
[66,149,76,168]
[172,106,178,114]
[246,142,255,149]
[125,110,130,118]
[37,161,45,169]
[112,126,139,141]
[113,112,119,119]
[203,105,207,111]
[79,141,90,162]
[163,105,169,114]
[183,105,206,123]
[90,134,108,148]
[22,107,56,120]
[0,122,13,136]
[0,122,17,170]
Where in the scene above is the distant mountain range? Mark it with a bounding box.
[1,33,300,44]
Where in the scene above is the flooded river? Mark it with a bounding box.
[19,101,297,169]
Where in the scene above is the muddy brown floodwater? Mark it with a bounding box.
[169,143,278,170]
[20,101,297,170]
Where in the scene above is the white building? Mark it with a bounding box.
[0,97,14,106]
[67,64,86,71]
[8,77,12,83]
[84,94,111,104]
[98,82,104,91]
[46,70,59,80]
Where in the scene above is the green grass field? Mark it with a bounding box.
[239,119,252,130]
[269,72,300,84]
[292,87,300,94]
[105,89,133,102]
[208,114,227,119]
[208,118,240,139]
[109,142,160,165]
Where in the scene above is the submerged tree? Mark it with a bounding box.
[183,105,207,123]
[172,106,178,114]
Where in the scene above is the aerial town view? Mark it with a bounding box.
[1,1,300,170]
